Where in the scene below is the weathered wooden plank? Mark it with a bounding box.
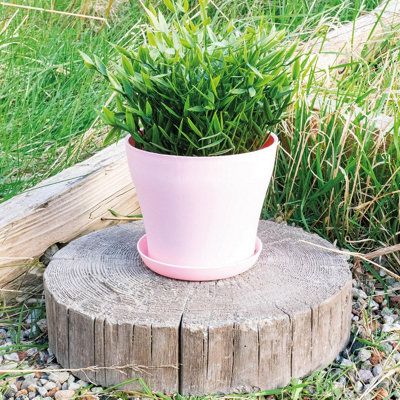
[311,0,400,70]
[0,140,140,290]
[44,220,351,395]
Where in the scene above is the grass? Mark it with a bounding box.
[0,0,386,201]
[0,0,144,202]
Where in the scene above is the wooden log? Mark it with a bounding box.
[0,140,140,290]
[311,0,400,70]
[44,220,352,395]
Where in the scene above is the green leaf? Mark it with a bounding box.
[79,51,96,70]
[162,0,175,12]
[162,103,180,118]
[145,101,152,117]
[103,127,121,145]
[230,88,247,95]
[125,111,136,132]
[187,117,203,138]
[211,76,221,97]
[102,107,116,124]
[249,87,256,98]
[121,54,135,75]
[188,106,206,112]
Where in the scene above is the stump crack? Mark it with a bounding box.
[178,284,199,394]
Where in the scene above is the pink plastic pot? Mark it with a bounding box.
[125,133,279,281]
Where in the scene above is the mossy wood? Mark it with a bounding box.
[44,220,352,395]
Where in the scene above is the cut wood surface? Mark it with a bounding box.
[44,221,352,395]
[0,140,140,289]
[1,0,398,291]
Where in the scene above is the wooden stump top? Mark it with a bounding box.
[44,220,352,395]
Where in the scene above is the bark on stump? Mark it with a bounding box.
[44,220,352,395]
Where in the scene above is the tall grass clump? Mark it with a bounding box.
[263,89,399,269]
[0,0,143,202]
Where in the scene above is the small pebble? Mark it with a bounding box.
[369,299,379,310]
[383,315,395,324]
[25,310,41,324]
[37,387,47,397]
[381,307,393,317]
[383,323,400,332]
[55,390,75,400]
[49,372,70,384]
[36,319,47,333]
[4,353,20,362]
[44,382,56,391]
[372,365,383,376]
[90,387,103,393]
[353,288,367,299]
[357,348,371,362]
[47,388,59,397]
[76,380,89,387]
[27,385,36,393]
[358,369,374,382]
[26,348,38,357]
[68,382,81,391]
[340,358,353,367]
[354,381,363,393]
[373,295,384,304]
[41,244,59,266]
[375,387,389,400]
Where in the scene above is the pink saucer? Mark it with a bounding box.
[137,235,262,281]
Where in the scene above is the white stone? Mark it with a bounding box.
[372,365,383,376]
[55,390,75,400]
[25,348,38,357]
[357,349,371,362]
[4,353,19,362]
[48,372,70,384]
[340,358,353,367]
[383,315,395,324]
[383,323,400,332]
[68,382,81,391]
[44,381,56,391]
[352,288,367,299]
[354,381,363,393]
[37,387,48,397]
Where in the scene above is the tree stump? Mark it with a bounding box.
[44,220,352,395]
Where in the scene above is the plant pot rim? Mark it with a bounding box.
[125,132,279,160]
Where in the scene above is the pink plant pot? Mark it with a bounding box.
[125,133,279,281]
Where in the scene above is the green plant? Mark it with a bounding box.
[81,0,307,156]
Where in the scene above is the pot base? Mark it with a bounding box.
[137,234,262,281]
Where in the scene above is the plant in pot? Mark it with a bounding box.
[81,0,306,281]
